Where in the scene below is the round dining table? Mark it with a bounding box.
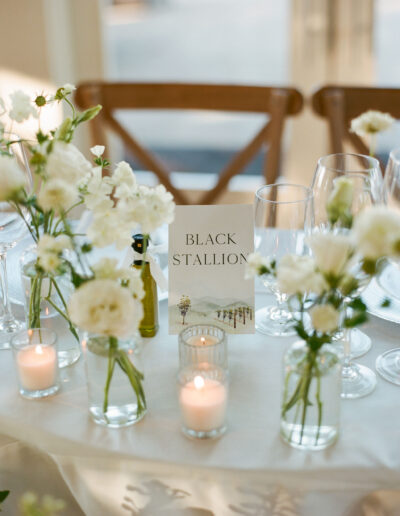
[0,282,399,515]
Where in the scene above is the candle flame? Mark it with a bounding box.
[194,376,205,390]
[27,329,33,338]
[200,337,206,345]
[45,307,49,316]
[35,345,43,355]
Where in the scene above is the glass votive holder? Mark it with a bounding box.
[178,366,228,440]
[179,324,228,373]
[11,328,60,399]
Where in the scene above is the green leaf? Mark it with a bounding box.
[381,298,391,308]
[344,312,368,328]
[76,105,102,124]
[362,259,377,275]
[81,243,92,253]
[348,297,367,312]
[0,490,9,504]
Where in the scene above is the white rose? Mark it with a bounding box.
[90,145,105,157]
[37,178,77,212]
[120,184,175,234]
[84,167,113,211]
[277,254,328,295]
[326,177,354,226]
[309,304,340,333]
[350,110,394,137]
[9,90,38,123]
[307,232,353,276]
[0,154,27,200]
[245,252,272,279]
[46,141,93,185]
[118,267,145,300]
[352,206,400,260]
[68,279,143,337]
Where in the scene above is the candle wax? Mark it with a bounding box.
[17,345,57,391]
[179,377,227,432]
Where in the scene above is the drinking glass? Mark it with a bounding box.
[312,153,383,399]
[0,138,32,348]
[376,147,400,385]
[254,183,313,336]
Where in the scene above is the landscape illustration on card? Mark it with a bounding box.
[168,205,255,334]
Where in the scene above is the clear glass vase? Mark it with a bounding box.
[19,244,80,368]
[280,341,341,451]
[82,333,147,428]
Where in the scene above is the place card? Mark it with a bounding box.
[168,205,255,334]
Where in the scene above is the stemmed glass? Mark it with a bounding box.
[0,138,32,348]
[254,183,313,336]
[376,147,400,385]
[311,153,383,399]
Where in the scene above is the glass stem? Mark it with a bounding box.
[0,252,14,324]
[342,328,359,380]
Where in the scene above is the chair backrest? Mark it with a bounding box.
[75,82,303,204]
[312,85,400,169]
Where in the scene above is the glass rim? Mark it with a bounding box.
[255,183,313,205]
[388,147,400,165]
[317,152,380,174]
[177,364,227,384]
[179,324,225,348]
[11,327,58,348]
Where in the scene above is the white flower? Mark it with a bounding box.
[326,176,354,225]
[84,167,113,211]
[350,110,394,137]
[277,255,328,295]
[0,154,26,200]
[92,258,144,300]
[9,90,38,123]
[37,178,77,213]
[46,141,93,185]
[309,304,340,333]
[245,252,272,279]
[62,83,76,95]
[120,184,175,234]
[37,234,71,273]
[68,279,143,337]
[90,145,105,157]
[352,206,400,260]
[307,232,353,276]
[87,208,133,250]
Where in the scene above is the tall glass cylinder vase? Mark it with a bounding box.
[19,244,80,368]
[82,332,146,428]
[280,341,341,451]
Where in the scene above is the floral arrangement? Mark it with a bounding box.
[247,177,400,445]
[0,85,175,421]
[350,110,394,157]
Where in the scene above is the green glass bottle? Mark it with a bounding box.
[132,234,159,338]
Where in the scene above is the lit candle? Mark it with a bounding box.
[186,335,219,346]
[179,375,227,432]
[17,344,57,391]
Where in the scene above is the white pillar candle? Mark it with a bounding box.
[186,335,219,346]
[179,375,227,432]
[17,345,57,391]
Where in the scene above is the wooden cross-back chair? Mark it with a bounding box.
[75,82,303,204]
[312,85,400,170]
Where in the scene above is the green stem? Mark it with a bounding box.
[103,337,118,416]
[115,350,146,414]
[315,372,322,445]
[299,353,316,444]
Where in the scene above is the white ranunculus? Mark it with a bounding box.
[87,208,133,250]
[84,167,113,211]
[352,206,400,260]
[9,90,38,123]
[37,178,77,213]
[309,304,340,333]
[307,232,353,276]
[350,110,394,137]
[0,154,27,200]
[245,252,272,279]
[68,279,143,337]
[90,145,105,157]
[326,176,354,225]
[120,184,175,234]
[46,141,93,185]
[37,234,70,273]
[277,254,328,295]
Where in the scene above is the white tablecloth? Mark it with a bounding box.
[1,293,399,516]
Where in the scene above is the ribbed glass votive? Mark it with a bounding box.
[179,324,228,373]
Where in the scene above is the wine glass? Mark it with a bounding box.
[311,153,383,399]
[254,183,313,337]
[376,147,400,385]
[0,138,32,348]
